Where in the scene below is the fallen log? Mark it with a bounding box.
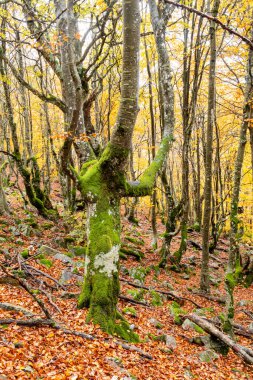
[185,314,253,364]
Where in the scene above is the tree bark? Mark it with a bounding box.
[225,19,253,334]
[200,0,220,293]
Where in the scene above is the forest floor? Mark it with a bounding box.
[0,190,253,379]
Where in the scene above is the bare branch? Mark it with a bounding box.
[164,0,253,49]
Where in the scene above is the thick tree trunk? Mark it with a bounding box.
[76,0,172,341]
[77,0,141,341]
[78,194,123,335]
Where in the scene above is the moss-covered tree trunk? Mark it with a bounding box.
[77,168,138,340]
[75,0,173,341]
[78,191,122,335]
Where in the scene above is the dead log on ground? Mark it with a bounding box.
[185,314,253,364]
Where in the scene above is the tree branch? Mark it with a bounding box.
[2,55,66,112]
[164,0,253,49]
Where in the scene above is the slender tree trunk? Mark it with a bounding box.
[200,0,220,293]
[148,0,175,259]
[144,33,157,248]
[0,160,9,215]
[225,20,253,333]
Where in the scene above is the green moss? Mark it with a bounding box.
[173,222,187,264]
[123,307,137,317]
[125,236,144,246]
[79,162,101,199]
[21,249,29,259]
[39,258,53,268]
[80,159,98,176]
[127,289,145,301]
[41,222,54,230]
[70,246,86,256]
[193,323,204,334]
[150,290,163,306]
[169,301,186,325]
[13,270,25,278]
[24,218,38,228]
[225,273,236,289]
[137,136,170,191]
[149,333,167,342]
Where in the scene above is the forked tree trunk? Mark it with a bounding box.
[77,0,173,341]
[78,0,141,342]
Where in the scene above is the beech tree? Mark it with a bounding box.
[76,0,173,340]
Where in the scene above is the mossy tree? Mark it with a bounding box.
[73,0,174,341]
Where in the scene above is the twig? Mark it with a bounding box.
[120,278,201,308]
[38,282,62,314]
[114,341,153,360]
[0,264,52,319]
[23,264,65,289]
[189,289,225,304]
[242,310,253,320]
[164,0,253,49]
[119,295,150,307]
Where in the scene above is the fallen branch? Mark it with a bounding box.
[189,289,225,304]
[119,295,150,307]
[120,247,143,260]
[188,240,202,250]
[185,314,253,364]
[242,309,253,320]
[0,318,152,359]
[0,264,52,319]
[115,341,153,360]
[0,318,55,327]
[210,254,224,264]
[0,302,35,317]
[120,278,201,308]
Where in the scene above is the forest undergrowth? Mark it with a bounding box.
[0,188,253,380]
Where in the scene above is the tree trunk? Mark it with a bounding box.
[200,0,220,293]
[78,0,141,342]
[225,20,253,333]
[148,0,175,258]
